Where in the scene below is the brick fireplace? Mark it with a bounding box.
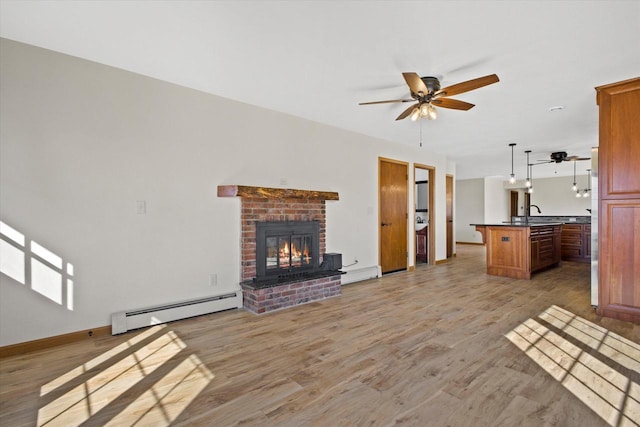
[218,185,341,314]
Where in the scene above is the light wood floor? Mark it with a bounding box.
[1,245,639,426]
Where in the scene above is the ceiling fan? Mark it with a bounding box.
[359,72,499,121]
[537,151,591,164]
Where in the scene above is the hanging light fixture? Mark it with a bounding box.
[527,161,534,194]
[525,150,532,188]
[508,143,517,184]
[582,169,591,197]
[572,160,578,192]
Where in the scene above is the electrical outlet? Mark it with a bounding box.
[209,274,217,286]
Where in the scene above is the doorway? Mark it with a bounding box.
[414,164,435,265]
[446,174,454,258]
[510,190,519,218]
[379,157,408,274]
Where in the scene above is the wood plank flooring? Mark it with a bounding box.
[1,245,639,426]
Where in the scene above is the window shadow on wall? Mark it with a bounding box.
[0,220,74,310]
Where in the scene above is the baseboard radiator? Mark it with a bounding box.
[111,291,242,335]
[341,265,381,285]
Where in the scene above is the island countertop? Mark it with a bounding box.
[471,222,563,227]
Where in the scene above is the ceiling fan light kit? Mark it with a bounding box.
[359,72,499,122]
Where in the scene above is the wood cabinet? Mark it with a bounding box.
[474,224,561,280]
[530,225,562,273]
[596,77,640,323]
[561,224,591,263]
[416,226,427,263]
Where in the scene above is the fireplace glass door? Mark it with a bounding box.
[266,234,313,271]
[256,221,320,281]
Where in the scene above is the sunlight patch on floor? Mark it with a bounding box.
[37,326,212,426]
[505,306,640,426]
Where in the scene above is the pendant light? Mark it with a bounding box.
[582,169,591,197]
[508,143,516,183]
[572,160,578,192]
[525,150,532,188]
[528,162,534,194]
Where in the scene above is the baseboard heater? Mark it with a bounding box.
[341,265,381,285]
[111,291,242,335]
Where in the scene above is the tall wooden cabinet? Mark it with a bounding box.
[595,77,640,323]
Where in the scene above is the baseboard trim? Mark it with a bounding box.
[0,325,111,358]
[435,259,448,265]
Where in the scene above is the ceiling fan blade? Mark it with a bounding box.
[431,98,475,111]
[396,103,419,121]
[359,99,414,105]
[402,72,429,96]
[436,74,499,97]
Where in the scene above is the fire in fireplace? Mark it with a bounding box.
[255,221,321,285]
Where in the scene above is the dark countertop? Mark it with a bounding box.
[471,223,563,227]
[511,215,591,224]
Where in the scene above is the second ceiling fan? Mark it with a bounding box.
[359,72,499,121]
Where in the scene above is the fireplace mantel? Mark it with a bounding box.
[217,185,339,201]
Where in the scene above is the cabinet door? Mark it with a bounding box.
[598,200,640,322]
[598,79,640,199]
[530,239,541,272]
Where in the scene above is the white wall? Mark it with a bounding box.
[455,174,594,244]
[520,175,592,216]
[484,176,510,223]
[0,39,453,346]
[455,178,484,244]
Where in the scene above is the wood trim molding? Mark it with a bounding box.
[0,325,111,358]
[435,259,448,265]
[456,241,485,246]
[218,185,339,200]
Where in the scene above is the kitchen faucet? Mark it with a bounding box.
[524,205,542,223]
[529,204,542,214]
[523,204,542,223]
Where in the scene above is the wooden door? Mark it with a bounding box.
[379,158,408,274]
[510,191,519,217]
[596,77,640,323]
[446,174,453,258]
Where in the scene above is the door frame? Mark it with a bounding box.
[378,157,409,273]
[446,174,454,258]
[414,163,436,265]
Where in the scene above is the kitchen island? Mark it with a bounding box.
[473,223,562,279]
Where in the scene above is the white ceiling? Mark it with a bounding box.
[1,1,639,180]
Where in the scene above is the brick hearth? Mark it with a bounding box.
[218,185,341,314]
[242,276,341,314]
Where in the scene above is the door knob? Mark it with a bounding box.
[381,222,392,227]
